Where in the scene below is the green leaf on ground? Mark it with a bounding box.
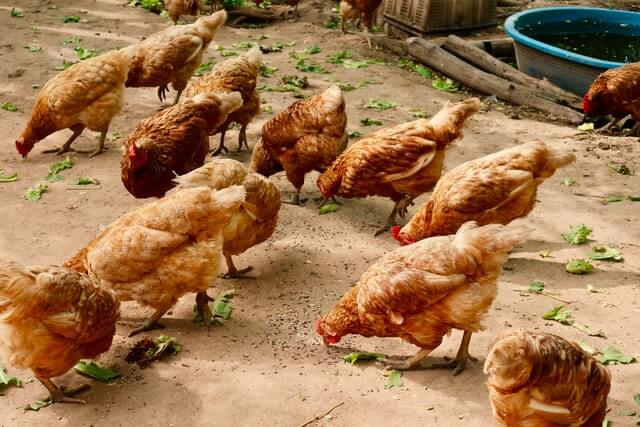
[578,340,596,354]
[281,75,307,88]
[609,163,632,175]
[74,46,98,60]
[566,259,593,274]
[10,8,23,17]
[25,44,41,52]
[259,65,278,77]
[46,156,74,181]
[74,361,121,382]
[588,245,623,262]
[528,281,545,294]
[577,122,594,131]
[303,45,321,55]
[361,118,383,126]
[327,50,353,64]
[1,102,19,112]
[538,250,554,258]
[319,204,339,215]
[232,40,257,49]
[599,346,636,365]
[25,183,48,201]
[349,131,362,138]
[384,370,403,389]
[72,177,99,185]
[563,224,592,245]
[606,195,624,203]
[0,365,21,389]
[295,59,328,74]
[150,335,182,359]
[343,351,386,365]
[432,77,457,92]
[561,177,576,186]
[634,394,640,406]
[212,289,235,321]
[364,99,397,110]
[194,60,214,77]
[628,195,640,202]
[0,170,18,182]
[63,15,81,23]
[24,398,52,411]
[542,305,572,324]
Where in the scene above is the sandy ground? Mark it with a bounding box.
[0,0,639,426]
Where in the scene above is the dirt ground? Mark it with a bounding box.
[0,0,639,426]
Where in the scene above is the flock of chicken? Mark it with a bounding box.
[0,6,628,426]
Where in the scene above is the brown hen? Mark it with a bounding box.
[583,62,640,133]
[339,0,383,47]
[317,97,480,235]
[126,11,226,105]
[185,46,262,155]
[250,85,347,205]
[15,47,135,159]
[65,185,246,336]
[393,141,575,245]
[316,221,528,374]
[0,260,119,404]
[165,0,204,24]
[121,91,242,199]
[485,330,611,427]
[171,158,281,278]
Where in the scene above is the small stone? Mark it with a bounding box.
[597,142,610,150]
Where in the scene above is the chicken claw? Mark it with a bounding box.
[282,192,307,205]
[377,349,432,371]
[195,292,213,326]
[157,85,169,102]
[430,331,476,376]
[38,378,89,404]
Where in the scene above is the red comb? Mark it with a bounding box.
[390,225,401,241]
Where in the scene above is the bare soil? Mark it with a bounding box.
[0,1,639,426]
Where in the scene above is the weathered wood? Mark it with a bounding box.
[444,35,582,109]
[225,5,292,25]
[407,37,584,124]
[371,35,409,57]
[469,38,515,58]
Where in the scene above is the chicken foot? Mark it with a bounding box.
[282,190,307,206]
[157,85,169,103]
[37,376,90,404]
[128,305,171,337]
[88,129,109,158]
[374,195,414,236]
[378,349,432,371]
[237,123,250,152]
[195,292,214,325]
[211,126,230,156]
[42,125,85,155]
[222,253,255,279]
[429,331,478,376]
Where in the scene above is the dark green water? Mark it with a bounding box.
[522,31,640,63]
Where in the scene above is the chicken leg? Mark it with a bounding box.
[211,126,230,156]
[172,88,184,106]
[158,85,169,103]
[42,125,85,155]
[128,304,171,337]
[378,349,432,371]
[37,377,89,404]
[374,195,414,236]
[195,292,213,325]
[429,331,478,376]
[282,190,307,206]
[88,129,109,158]
[222,253,254,279]
[237,123,250,152]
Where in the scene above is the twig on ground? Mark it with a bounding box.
[300,402,345,427]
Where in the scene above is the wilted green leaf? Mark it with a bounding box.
[296,59,328,74]
[432,77,457,92]
[349,131,362,138]
[327,50,353,64]
[259,65,278,78]
[220,50,239,57]
[281,75,308,88]
[303,45,321,55]
[335,82,356,91]
[74,45,98,60]
[323,17,339,29]
[0,170,18,182]
[410,109,427,118]
[397,59,432,78]
[566,259,593,274]
[55,59,77,70]
[599,346,636,365]
[232,41,257,49]
[25,398,52,411]
[588,245,623,262]
[579,340,596,354]
[542,305,572,324]
[194,60,214,77]
[25,183,48,201]
[343,351,386,365]
[528,281,545,294]
[74,361,121,382]
[572,321,606,338]
[1,102,19,112]
[539,250,554,258]
[48,156,74,175]
[563,224,592,245]
[62,36,83,45]
[0,365,21,389]
[609,163,632,175]
[606,195,624,203]
[364,99,397,110]
[151,335,182,359]
[72,177,99,185]
[10,8,23,17]
[634,394,640,406]
[384,370,403,389]
[63,15,81,23]
[319,204,339,215]
[361,118,383,126]
[260,105,273,114]
[577,122,594,131]
[586,284,605,293]
[342,59,372,69]
[25,44,42,52]
[629,195,640,202]
[212,289,235,321]
[561,177,576,186]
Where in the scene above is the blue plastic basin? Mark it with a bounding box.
[505,7,640,96]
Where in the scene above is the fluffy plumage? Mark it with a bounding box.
[121,91,242,198]
[393,141,575,245]
[65,185,246,334]
[0,260,119,403]
[250,85,347,204]
[171,159,281,277]
[125,11,226,105]
[316,222,528,373]
[317,98,480,234]
[15,47,134,158]
[485,330,611,427]
[185,46,262,154]
[583,62,640,121]
[165,0,204,24]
